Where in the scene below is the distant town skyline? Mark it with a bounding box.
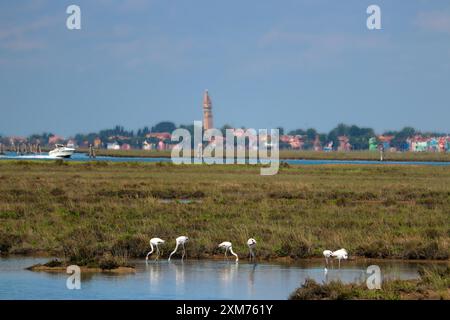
[1,0,450,136]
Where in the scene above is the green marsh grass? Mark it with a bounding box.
[0,161,449,265]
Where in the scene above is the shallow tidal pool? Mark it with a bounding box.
[0,256,442,300]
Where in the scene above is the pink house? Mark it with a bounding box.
[48,135,64,145]
[121,143,131,150]
[157,141,166,150]
[146,132,172,140]
[338,136,351,151]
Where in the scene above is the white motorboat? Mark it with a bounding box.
[48,144,75,158]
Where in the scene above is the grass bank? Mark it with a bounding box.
[76,149,450,162]
[0,160,449,265]
[289,266,450,300]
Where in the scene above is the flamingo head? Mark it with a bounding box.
[323,250,333,257]
[177,236,189,244]
[247,238,257,247]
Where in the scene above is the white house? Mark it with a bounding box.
[106,141,120,150]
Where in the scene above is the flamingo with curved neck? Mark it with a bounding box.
[146,238,165,260]
[219,241,239,262]
[168,236,189,261]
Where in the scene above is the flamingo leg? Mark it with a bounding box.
[250,248,255,261]
[182,243,186,260]
[146,244,154,260]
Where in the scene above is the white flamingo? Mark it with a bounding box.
[218,241,239,262]
[323,249,333,266]
[168,236,189,261]
[146,238,165,260]
[331,248,348,268]
[247,238,257,261]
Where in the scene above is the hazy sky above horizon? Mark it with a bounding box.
[1,0,449,137]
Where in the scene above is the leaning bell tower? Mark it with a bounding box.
[203,90,213,131]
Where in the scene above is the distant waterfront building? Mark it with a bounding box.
[145,132,172,140]
[121,143,131,150]
[157,140,166,150]
[48,135,64,145]
[323,141,334,152]
[377,135,394,151]
[142,140,152,151]
[338,136,351,151]
[369,137,378,151]
[106,141,120,150]
[203,90,213,131]
[94,137,102,148]
[313,135,322,151]
[280,135,304,150]
[66,139,77,148]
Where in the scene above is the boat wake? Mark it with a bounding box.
[3,155,61,160]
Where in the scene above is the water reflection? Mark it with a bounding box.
[323,268,366,284]
[2,152,450,167]
[247,263,257,296]
[218,261,238,283]
[145,260,162,288]
[1,257,446,299]
[171,261,185,295]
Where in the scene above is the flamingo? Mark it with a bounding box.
[218,241,239,262]
[331,248,348,268]
[146,238,165,260]
[168,236,189,261]
[323,249,333,266]
[247,238,257,261]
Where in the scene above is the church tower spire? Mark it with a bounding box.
[203,90,213,130]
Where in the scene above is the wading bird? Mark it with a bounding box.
[146,238,165,260]
[168,236,189,261]
[218,241,239,262]
[331,248,348,268]
[323,250,333,266]
[247,238,257,261]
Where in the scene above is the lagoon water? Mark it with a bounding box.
[0,257,442,300]
[1,152,450,166]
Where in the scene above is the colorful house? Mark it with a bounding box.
[48,135,64,145]
[369,137,378,151]
[279,135,304,150]
[106,141,120,150]
[323,141,333,152]
[313,135,322,151]
[146,132,172,140]
[337,136,351,151]
[157,140,166,150]
[93,137,102,148]
[377,135,394,151]
[121,143,131,150]
[66,139,77,148]
[428,138,439,152]
[142,141,154,150]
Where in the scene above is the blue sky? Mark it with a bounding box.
[0,0,449,136]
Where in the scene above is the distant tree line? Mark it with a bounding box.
[4,122,449,150]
